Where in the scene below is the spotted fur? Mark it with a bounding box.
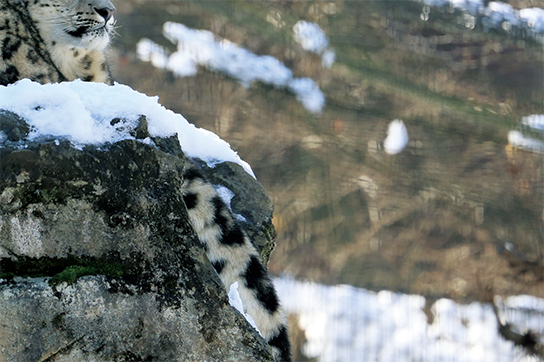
[0,0,114,85]
[182,165,291,362]
[0,1,291,360]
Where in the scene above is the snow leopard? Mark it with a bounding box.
[0,0,114,85]
[0,1,291,360]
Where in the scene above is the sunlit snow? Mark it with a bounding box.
[137,22,326,113]
[485,2,521,28]
[421,0,544,40]
[521,114,544,132]
[228,282,262,335]
[520,7,544,33]
[274,277,544,362]
[508,130,544,152]
[214,185,246,222]
[293,21,329,54]
[292,21,336,68]
[287,78,326,114]
[0,80,255,177]
[508,114,544,153]
[384,119,409,155]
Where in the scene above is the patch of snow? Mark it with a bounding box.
[136,38,170,70]
[520,8,544,33]
[287,78,326,114]
[228,282,262,335]
[163,22,293,88]
[293,21,329,54]
[137,22,326,113]
[293,21,336,69]
[214,185,235,208]
[521,114,544,132]
[508,114,544,153]
[213,185,246,222]
[484,2,520,28]
[0,79,255,177]
[321,49,336,69]
[274,277,544,362]
[421,0,544,41]
[384,119,409,155]
[508,130,544,152]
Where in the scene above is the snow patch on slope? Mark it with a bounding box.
[137,22,326,114]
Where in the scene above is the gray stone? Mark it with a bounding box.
[0,113,276,361]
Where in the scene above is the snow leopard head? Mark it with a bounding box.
[31,0,116,51]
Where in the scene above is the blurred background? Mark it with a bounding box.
[109,1,543,361]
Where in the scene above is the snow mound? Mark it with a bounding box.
[384,119,409,155]
[0,79,255,177]
[293,21,329,54]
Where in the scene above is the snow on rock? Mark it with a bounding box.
[384,119,409,155]
[228,282,262,335]
[0,79,255,177]
[274,277,544,362]
[214,185,246,222]
[137,22,326,114]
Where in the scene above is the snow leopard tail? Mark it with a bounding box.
[181,165,292,362]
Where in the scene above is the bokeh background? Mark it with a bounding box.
[108,1,543,360]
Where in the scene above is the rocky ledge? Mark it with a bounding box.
[0,110,276,361]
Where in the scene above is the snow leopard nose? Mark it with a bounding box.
[94,7,115,23]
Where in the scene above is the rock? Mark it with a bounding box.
[0,113,276,361]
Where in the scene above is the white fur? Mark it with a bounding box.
[182,166,289,359]
[24,0,115,82]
